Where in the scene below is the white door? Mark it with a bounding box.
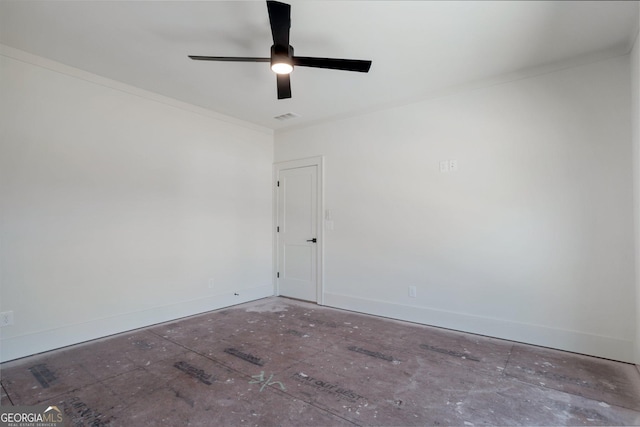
[276,165,318,301]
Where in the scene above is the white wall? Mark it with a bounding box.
[632,9,640,366]
[2,45,635,366]
[276,55,636,363]
[0,47,274,362]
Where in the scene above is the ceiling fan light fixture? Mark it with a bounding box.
[271,44,294,74]
[271,62,293,74]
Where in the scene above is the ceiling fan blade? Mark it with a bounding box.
[276,74,292,99]
[267,1,291,47]
[293,56,372,72]
[189,56,270,62]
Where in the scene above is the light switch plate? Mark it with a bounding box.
[1,311,14,327]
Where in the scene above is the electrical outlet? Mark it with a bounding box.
[408,286,417,298]
[439,160,449,173]
[449,159,458,171]
[0,311,14,327]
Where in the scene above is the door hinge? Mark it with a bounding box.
[277,272,280,278]
[277,226,280,232]
[277,181,280,187]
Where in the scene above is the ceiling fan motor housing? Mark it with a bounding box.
[271,44,294,70]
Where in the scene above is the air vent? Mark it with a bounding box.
[274,112,300,121]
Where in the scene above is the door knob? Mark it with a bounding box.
[306,238,317,243]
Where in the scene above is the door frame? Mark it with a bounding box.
[273,156,324,304]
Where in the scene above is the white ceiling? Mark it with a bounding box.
[1,1,638,131]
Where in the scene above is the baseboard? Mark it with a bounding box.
[323,292,636,364]
[0,285,274,363]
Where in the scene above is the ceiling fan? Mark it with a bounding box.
[189,0,372,100]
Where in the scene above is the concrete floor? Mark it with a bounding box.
[1,297,640,426]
